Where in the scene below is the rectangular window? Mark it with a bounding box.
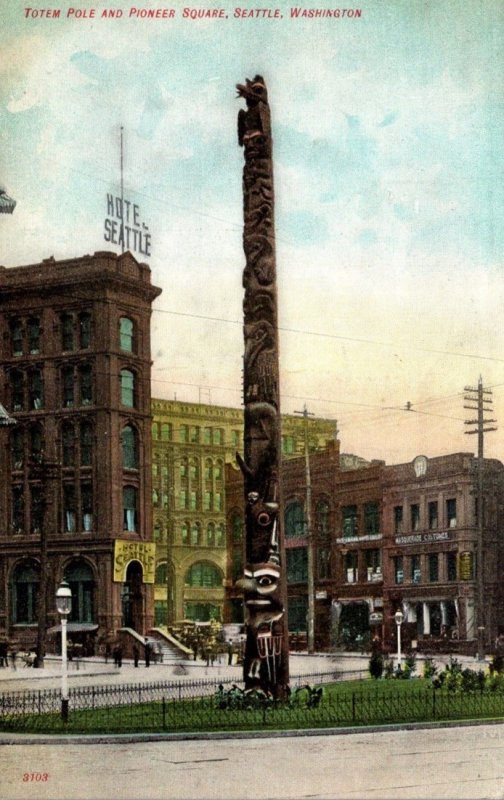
[204,491,212,511]
[447,551,457,581]
[286,547,308,583]
[189,491,197,511]
[366,549,382,581]
[288,596,308,632]
[213,428,223,445]
[342,505,358,537]
[29,371,44,410]
[428,501,438,530]
[204,427,212,445]
[411,554,421,583]
[428,553,439,582]
[283,436,295,455]
[446,498,457,528]
[12,486,24,533]
[189,426,199,443]
[30,486,44,533]
[344,550,358,583]
[81,482,93,531]
[63,484,76,532]
[79,313,92,348]
[62,367,74,407]
[123,486,137,532]
[394,506,403,534]
[394,555,404,584]
[80,424,92,467]
[28,318,40,354]
[179,425,188,443]
[231,430,240,448]
[10,319,23,356]
[215,492,223,511]
[364,501,380,535]
[179,490,187,510]
[317,547,331,579]
[79,365,93,405]
[62,314,74,351]
[411,504,420,531]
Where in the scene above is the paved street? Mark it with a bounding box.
[1,722,504,799]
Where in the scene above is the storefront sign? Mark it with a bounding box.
[113,540,155,584]
[394,530,451,546]
[459,551,474,580]
[336,533,382,544]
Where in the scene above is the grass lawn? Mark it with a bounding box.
[3,678,504,735]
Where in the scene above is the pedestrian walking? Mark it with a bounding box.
[133,644,139,667]
[9,649,17,671]
[0,641,7,667]
[144,639,151,668]
[227,640,234,666]
[117,644,123,668]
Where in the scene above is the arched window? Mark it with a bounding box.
[120,369,135,407]
[161,423,171,441]
[65,561,95,623]
[123,486,138,531]
[122,425,138,469]
[11,561,39,624]
[151,422,159,440]
[285,501,305,538]
[191,522,200,546]
[207,522,215,546]
[184,562,222,588]
[215,523,225,547]
[119,317,134,352]
[231,512,243,543]
[316,500,330,540]
[155,562,167,585]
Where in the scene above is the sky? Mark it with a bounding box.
[1,0,503,465]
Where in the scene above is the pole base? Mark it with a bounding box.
[61,698,69,723]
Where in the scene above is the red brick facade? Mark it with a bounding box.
[0,251,161,653]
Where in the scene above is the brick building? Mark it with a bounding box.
[0,251,161,653]
[225,446,504,656]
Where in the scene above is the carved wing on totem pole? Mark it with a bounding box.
[235,76,289,698]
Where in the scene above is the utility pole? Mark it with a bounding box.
[464,376,497,660]
[294,404,315,653]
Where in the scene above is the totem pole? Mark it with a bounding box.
[235,76,289,698]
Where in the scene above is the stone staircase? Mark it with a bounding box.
[148,628,193,663]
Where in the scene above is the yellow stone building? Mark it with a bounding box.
[150,398,336,625]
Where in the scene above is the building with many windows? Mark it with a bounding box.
[0,252,161,652]
[150,399,337,626]
[225,447,504,656]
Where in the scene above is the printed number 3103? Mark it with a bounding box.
[23,773,49,782]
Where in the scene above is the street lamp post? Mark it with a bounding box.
[395,609,404,671]
[56,581,72,723]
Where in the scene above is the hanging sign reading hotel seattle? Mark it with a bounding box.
[103,194,152,257]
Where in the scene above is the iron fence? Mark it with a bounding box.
[2,673,502,734]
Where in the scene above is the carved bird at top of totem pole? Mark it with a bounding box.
[237,75,271,147]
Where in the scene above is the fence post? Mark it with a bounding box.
[162,697,166,730]
[352,692,356,723]
[432,690,436,719]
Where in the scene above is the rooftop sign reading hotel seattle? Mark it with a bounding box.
[104,194,152,257]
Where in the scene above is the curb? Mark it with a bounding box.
[0,717,503,745]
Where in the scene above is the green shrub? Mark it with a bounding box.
[369,652,383,680]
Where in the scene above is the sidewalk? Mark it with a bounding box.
[0,650,489,693]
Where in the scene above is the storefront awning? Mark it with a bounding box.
[47,623,98,635]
